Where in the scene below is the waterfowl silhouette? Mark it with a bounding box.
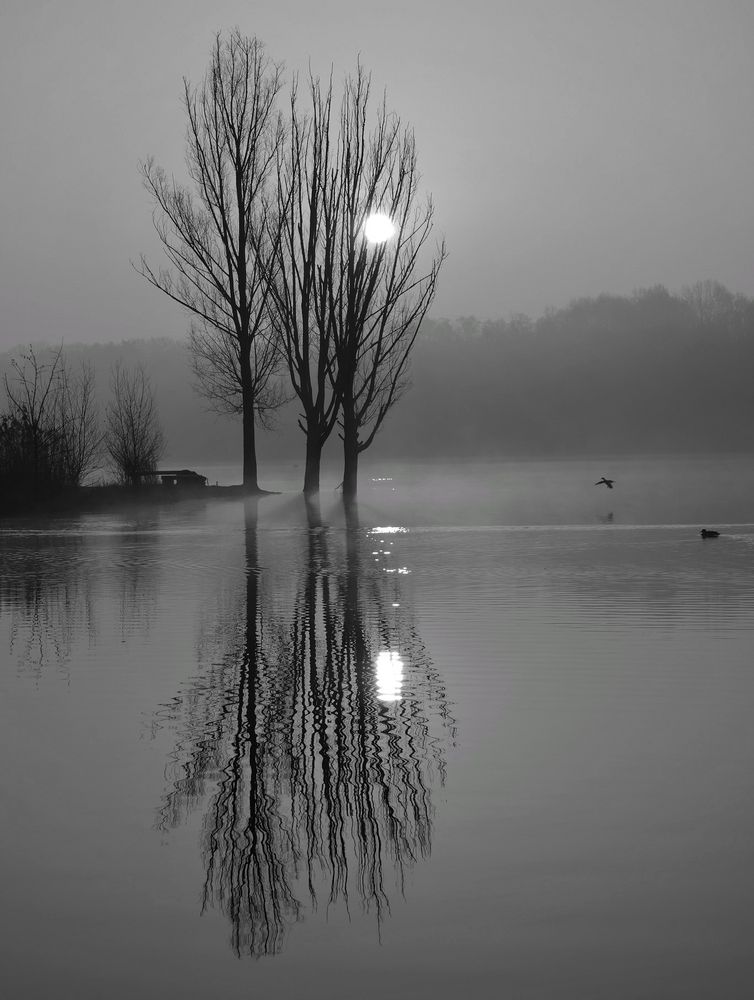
[595,477,614,489]
[700,529,720,538]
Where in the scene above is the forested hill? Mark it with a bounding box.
[3,280,754,462]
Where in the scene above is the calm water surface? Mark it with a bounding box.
[2,457,754,998]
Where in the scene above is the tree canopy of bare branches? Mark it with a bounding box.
[137,30,284,491]
[104,363,164,485]
[55,359,100,485]
[266,75,341,494]
[1,346,101,508]
[269,66,445,496]
[2,346,65,490]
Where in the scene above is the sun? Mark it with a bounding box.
[364,212,396,244]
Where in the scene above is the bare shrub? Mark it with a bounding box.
[104,363,164,485]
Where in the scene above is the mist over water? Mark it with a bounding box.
[189,453,754,528]
[2,456,754,998]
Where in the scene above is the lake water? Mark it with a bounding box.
[2,455,754,998]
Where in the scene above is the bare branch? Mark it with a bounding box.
[275,64,446,495]
[137,31,284,489]
[104,363,164,485]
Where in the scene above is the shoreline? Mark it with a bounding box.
[0,483,279,518]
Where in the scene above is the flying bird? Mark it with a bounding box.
[595,477,614,489]
[700,529,720,538]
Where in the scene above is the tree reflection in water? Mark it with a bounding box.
[157,496,452,956]
[0,518,164,676]
[0,532,97,676]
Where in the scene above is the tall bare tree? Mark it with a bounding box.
[104,363,164,485]
[266,76,341,494]
[137,31,283,491]
[269,67,445,497]
[332,70,445,497]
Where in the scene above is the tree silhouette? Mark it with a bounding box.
[268,66,445,496]
[1,345,100,506]
[138,31,284,491]
[104,363,164,485]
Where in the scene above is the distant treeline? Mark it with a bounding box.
[3,280,754,465]
[384,280,754,456]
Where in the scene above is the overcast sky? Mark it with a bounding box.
[1,0,753,349]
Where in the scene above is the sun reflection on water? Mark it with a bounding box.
[374,649,405,702]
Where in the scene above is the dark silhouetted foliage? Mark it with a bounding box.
[0,346,101,511]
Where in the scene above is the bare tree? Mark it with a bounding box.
[269,66,445,497]
[3,345,65,486]
[104,363,164,485]
[55,361,101,484]
[266,75,341,494]
[188,316,285,429]
[2,345,101,491]
[681,279,750,335]
[333,70,445,497]
[137,30,284,491]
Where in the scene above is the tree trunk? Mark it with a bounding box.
[303,430,321,495]
[240,355,259,492]
[342,409,359,499]
[242,404,259,491]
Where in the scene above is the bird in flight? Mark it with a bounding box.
[595,477,614,489]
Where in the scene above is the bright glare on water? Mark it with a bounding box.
[2,456,754,999]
